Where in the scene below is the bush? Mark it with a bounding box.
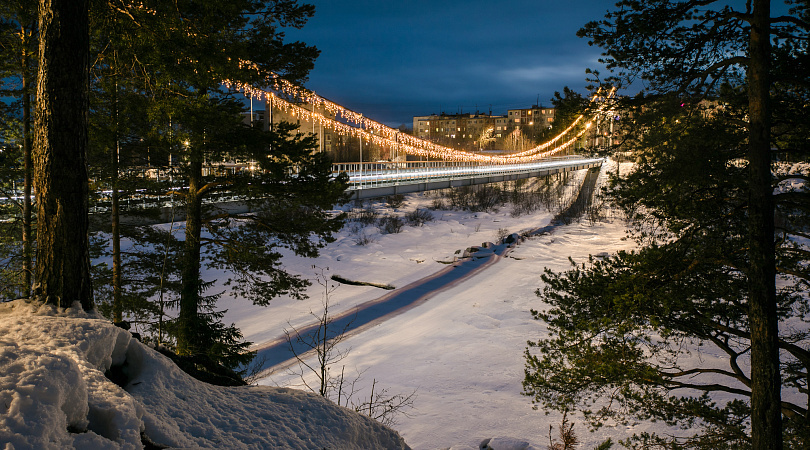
[429,198,447,210]
[349,205,379,225]
[444,185,503,212]
[354,231,376,246]
[471,185,503,212]
[386,194,406,209]
[405,209,434,227]
[378,215,404,234]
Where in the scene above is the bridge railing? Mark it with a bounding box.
[332,155,594,190]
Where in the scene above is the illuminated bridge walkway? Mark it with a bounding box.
[334,156,604,200]
[232,78,616,201]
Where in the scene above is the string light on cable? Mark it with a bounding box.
[222,74,616,164]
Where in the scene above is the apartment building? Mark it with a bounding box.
[506,106,555,128]
[413,105,555,150]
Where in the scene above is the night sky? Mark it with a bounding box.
[284,1,613,127]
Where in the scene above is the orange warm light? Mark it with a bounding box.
[223,72,615,164]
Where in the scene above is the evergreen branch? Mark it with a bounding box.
[108,0,145,28]
[198,179,233,197]
[663,379,751,397]
[778,246,810,259]
[704,332,751,386]
[774,192,810,212]
[661,367,747,382]
[241,214,282,234]
[199,212,233,228]
[706,317,810,368]
[778,229,810,241]
[694,56,750,85]
[773,173,809,184]
[726,11,753,23]
[770,15,810,30]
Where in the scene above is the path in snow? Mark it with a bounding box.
[255,241,512,372]
[254,168,601,374]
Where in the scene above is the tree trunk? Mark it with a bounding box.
[33,0,93,311]
[111,78,122,322]
[22,29,33,299]
[747,0,781,448]
[178,156,203,355]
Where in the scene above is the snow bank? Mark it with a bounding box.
[0,299,409,449]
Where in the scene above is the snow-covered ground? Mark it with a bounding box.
[4,159,804,449]
[262,219,638,450]
[0,299,409,449]
[217,162,653,449]
[0,162,671,450]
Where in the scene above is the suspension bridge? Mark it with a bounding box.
[334,156,603,200]
[228,75,616,199]
[3,79,615,221]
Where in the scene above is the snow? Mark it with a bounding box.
[0,160,690,449]
[217,161,653,448]
[259,219,640,449]
[0,300,408,449]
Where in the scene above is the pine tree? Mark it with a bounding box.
[0,1,38,299]
[81,0,347,370]
[33,0,93,310]
[524,1,810,447]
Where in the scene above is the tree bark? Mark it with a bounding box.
[33,0,93,311]
[178,156,203,355]
[747,0,782,448]
[111,78,122,322]
[22,25,33,299]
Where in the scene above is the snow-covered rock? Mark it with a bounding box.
[480,437,539,450]
[0,299,409,449]
[462,246,495,259]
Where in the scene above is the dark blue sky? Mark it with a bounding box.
[285,1,612,126]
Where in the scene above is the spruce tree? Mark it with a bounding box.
[524,1,810,447]
[81,0,347,370]
[0,1,37,299]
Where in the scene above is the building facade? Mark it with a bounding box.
[506,106,555,128]
[413,105,555,151]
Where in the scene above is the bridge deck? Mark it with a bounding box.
[335,156,604,200]
[60,156,601,226]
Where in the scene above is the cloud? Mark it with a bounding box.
[497,65,588,84]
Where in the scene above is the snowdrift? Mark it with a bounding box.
[0,299,409,449]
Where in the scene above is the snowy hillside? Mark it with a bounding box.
[0,300,409,449]
[224,162,643,448]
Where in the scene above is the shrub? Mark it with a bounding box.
[471,185,503,212]
[405,209,434,227]
[349,206,379,225]
[429,198,447,210]
[354,231,376,246]
[378,215,404,234]
[447,186,473,209]
[386,194,405,209]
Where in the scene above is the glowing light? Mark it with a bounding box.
[222,73,616,164]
